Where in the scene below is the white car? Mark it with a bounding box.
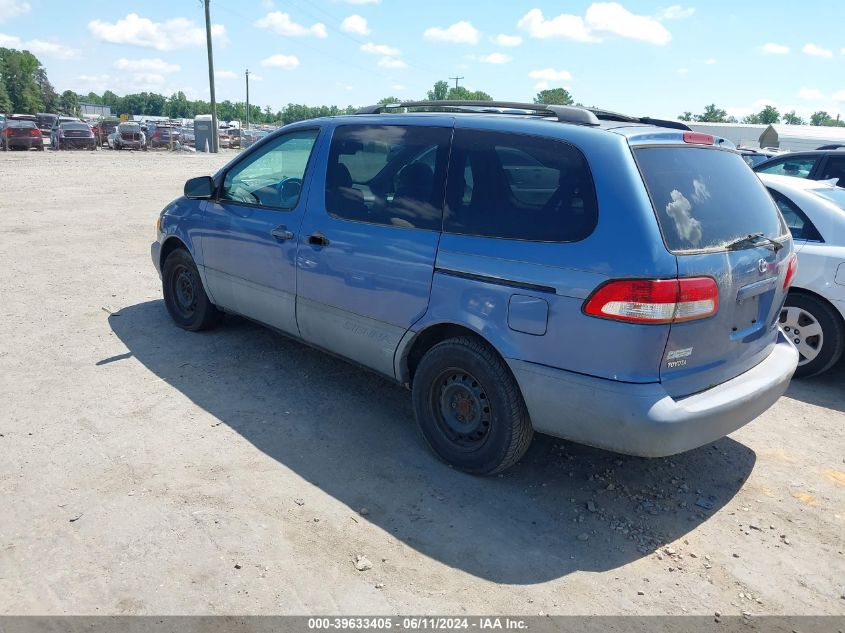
[759,173,845,376]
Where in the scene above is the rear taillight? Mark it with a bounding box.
[584,277,719,324]
[783,252,798,289]
[683,132,714,145]
[30,129,41,137]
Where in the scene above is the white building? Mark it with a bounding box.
[683,121,845,151]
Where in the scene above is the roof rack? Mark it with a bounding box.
[355,100,600,126]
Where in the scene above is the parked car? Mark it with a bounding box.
[49,116,80,147]
[36,113,58,137]
[108,122,147,150]
[148,125,181,148]
[151,100,798,474]
[93,118,120,146]
[759,173,845,376]
[53,121,96,150]
[755,149,845,186]
[737,148,771,168]
[0,118,44,151]
[7,113,37,124]
[176,127,195,147]
[242,129,269,148]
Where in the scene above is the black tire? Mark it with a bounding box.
[782,292,845,378]
[411,336,533,475]
[161,248,221,331]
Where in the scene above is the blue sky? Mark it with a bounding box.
[1,0,844,120]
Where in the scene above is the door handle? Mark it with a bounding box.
[271,225,294,241]
[308,232,330,247]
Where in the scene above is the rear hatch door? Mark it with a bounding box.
[635,144,792,398]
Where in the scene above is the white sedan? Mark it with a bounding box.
[759,173,845,376]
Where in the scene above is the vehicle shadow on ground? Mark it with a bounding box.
[784,360,845,414]
[109,301,756,585]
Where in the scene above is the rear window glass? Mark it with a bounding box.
[755,156,817,178]
[63,123,89,131]
[636,147,785,252]
[8,120,36,128]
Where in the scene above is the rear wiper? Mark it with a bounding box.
[725,232,784,253]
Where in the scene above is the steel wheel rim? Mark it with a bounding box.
[780,306,824,365]
[430,368,492,449]
[170,264,198,319]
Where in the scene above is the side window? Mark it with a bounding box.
[220,129,318,209]
[444,129,598,242]
[325,125,451,230]
[768,189,822,241]
[820,156,845,186]
[756,156,817,178]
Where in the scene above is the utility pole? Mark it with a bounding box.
[203,0,219,152]
[245,69,250,131]
[449,76,464,90]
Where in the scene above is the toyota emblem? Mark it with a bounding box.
[758,259,768,274]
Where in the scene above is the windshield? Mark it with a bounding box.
[62,123,89,131]
[636,146,786,252]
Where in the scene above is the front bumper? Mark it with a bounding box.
[508,331,798,457]
[151,241,162,278]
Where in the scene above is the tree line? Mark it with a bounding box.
[679,103,845,127]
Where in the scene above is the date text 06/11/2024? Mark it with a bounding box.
[306,617,529,630]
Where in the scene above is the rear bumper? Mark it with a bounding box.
[58,138,95,148]
[5,140,42,149]
[508,331,798,457]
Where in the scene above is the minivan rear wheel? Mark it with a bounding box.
[162,248,221,331]
[781,293,845,377]
[411,337,533,475]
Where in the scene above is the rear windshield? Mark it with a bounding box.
[636,147,785,252]
[8,120,36,128]
[62,123,89,130]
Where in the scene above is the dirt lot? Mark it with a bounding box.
[0,149,843,616]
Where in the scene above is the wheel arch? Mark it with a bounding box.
[159,235,190,271]
[397,321,512,387]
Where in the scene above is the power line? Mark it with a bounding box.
[449,76,464,90]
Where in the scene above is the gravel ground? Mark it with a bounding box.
[0,149,843,616]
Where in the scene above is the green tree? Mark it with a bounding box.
[678,111,693,121]
[694,103,729,122]
[782,110,805,125]
[0,53,11,113]
[58,90,79,116]
[810,110,830,126]
[427,80,448,101]
[33,67,57,112]
[446,86,492,100]
[757,105,780,124]
[534,88,573,105]
[377,96,401,105]
[166,91,190,118]
[0,48,44,113]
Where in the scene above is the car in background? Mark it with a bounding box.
[93,118,120,146]
[223,128,241,149]
[0,118,44,151]
[176,127,195,147]
[108,122,146,150]
[49,116,80,147]
[53,121,96,150]
[36,113,57,137]
[7,113,37,124]
[755,149,845,186]
[148,125,181,148]
[737,148,771,167]
[759,173,845,376]
[151,101,799,474]
[242,129,268,148]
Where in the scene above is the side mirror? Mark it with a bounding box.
[184,176,215,199]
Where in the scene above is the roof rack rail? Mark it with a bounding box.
[355,100,600,126]
[587,108,692,131]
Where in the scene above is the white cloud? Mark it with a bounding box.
[215,70,237,80]
[799,87,824,100]
[656,5,695,20]
[518,3,671,45]
[423,21,480,45]
[0,33,80,59]
[528,68,573,82]
[254,12,327,38]
[480,52,512,64]
[802,43,832,58]
[493,33,522,47]
[361,42,400,56]
[114,57,180,74]
[89,13,226,51]
[260,54,301,69]
[760,42,789,54]
[377,56,406,69]
[340,14,369,35]
[704,58,717,64]
[0,0,30,23]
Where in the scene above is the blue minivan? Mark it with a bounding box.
[152,101,799,474]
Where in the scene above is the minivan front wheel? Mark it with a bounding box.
[781,293,845,377]
[162,248,221,331]
[412,337,533,475]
